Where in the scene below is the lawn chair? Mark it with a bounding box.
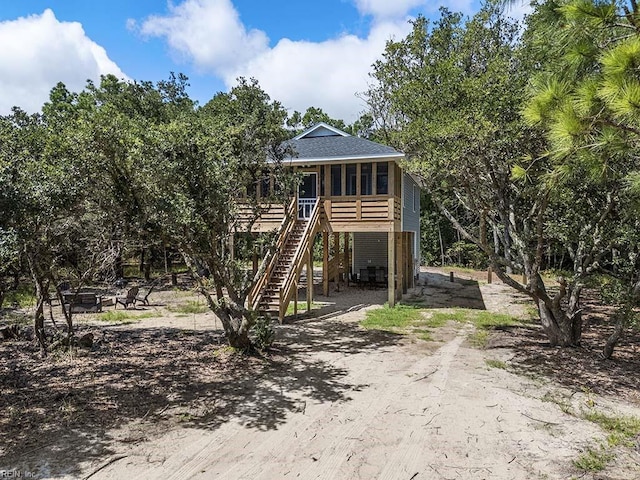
[115,286,139,309]
[135,284,156,306]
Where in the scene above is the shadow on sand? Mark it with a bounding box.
[402,271,487,310]
[0,313,402,476]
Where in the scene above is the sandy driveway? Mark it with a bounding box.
[4,269,631,479]
[79,273,638,480]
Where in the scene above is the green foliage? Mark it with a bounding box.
[573,446,614,472]
[250,314,275,351]
[361,304,424,330]
[485,359,507,369]
[285,301,322,315]
[99,311,155,323]
[445,241,487,269]
[582,410,640,440]
[167,301,209,315]
[3,284,36,308]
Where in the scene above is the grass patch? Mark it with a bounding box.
[417,309,520,348]
[485,359,507,369]
[471,311,520,329]
[420,311,456,328]
[413,329,434,341]
[286,301,323,316]
[0,310,31,325]
[167,301,209,314]
[469,330,489,348]
[582,410,640,446]
[541,391,573,415]
[361,304,424,330]
[4,285,36,308]
[361,306,521,345]
[571,409,640,472]
[573,446,614,472]
[99,311,155,323]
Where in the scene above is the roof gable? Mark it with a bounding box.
[294,122,350,140]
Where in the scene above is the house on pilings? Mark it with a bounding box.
[245,122,421,322]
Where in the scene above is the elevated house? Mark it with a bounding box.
[246,123,421,321]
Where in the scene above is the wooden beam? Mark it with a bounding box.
[388,231,395,307]
[409,232,415,289]
[333,232,340,287]
[388,161,395,197]
[344,232,350,285]
[324,164,331,198]
[397,231,403,301]
[372,162,377,196]
[402,233,408,294]
[323,232,329,296]
[307,249,313,311]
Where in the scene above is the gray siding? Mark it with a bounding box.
[402,172,421,273]
[352,232,388,275]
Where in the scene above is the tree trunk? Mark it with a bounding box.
[114,248,124,279]
[182,253,254,350]
[438,224,445,266]
[26,252,48,353]
[602,311,625,359]
[535,297,581,347]
[139,248,145,274]
[214,306,253,350]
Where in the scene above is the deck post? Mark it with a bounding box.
[397,231,404,301]
[388,231,395,307]
[402,233,408,294]
[407,232,416,288]
[333,233,340,288]
[344,232,350,286]
[307,242,313,312]
[323,232,329,296]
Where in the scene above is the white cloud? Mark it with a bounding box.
[0,9,127,114]
[236,21,412,121]
[140,0,500,121]
[140,0,269,77]
[140,0,417,122]
[505,1,534,24]
[353,0,428,19]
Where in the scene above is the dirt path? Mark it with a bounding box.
[4,269,638,479]
[83,316,620,480]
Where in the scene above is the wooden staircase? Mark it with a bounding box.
[249,198,320,322]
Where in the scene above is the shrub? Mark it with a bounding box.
[251,314,275,351]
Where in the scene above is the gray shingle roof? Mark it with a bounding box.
[285,135,402,161]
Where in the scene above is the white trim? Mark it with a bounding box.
[400,171,404,228]
[294,122,350,140]
[284,153,405,165]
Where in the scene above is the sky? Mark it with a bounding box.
[0,0,530,123]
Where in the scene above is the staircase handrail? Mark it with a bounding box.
[248,197,296,310]
[279,198,321,318]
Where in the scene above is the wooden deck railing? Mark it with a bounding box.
[248,198,296,311]
[323,195,401,222]
[278,198,321,320]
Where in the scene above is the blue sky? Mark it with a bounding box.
[0,0,511,122]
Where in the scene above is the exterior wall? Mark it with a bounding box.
[352,232,388,275]
[402,172,421,275]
